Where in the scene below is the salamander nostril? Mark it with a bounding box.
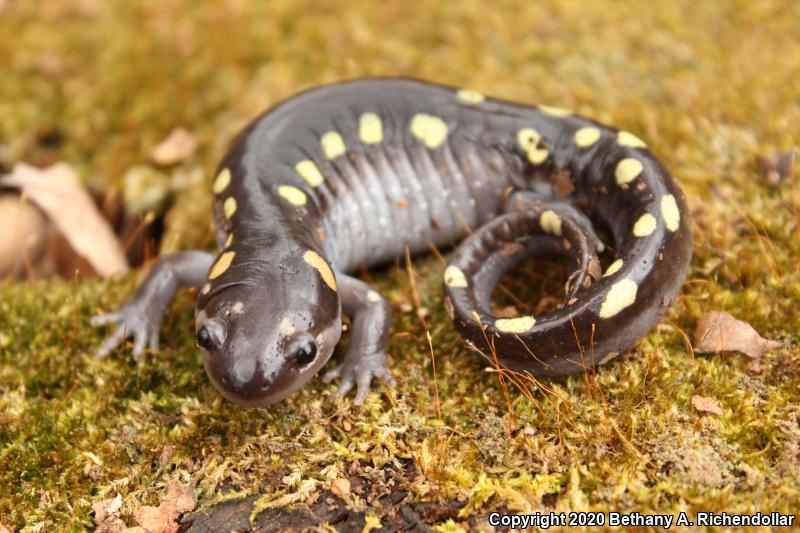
[293,339,317,366]
[196,326,213,350]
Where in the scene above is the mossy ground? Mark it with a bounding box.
[2,0,800,531]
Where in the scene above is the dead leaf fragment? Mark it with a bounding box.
[694,311,780,359]
[92,494,126,533]
[755,150,795,186]
[692,395,725,416]
[133,483,196,533]
[150,127,198,166]
[2,163,128,276]
[330,477,351,499]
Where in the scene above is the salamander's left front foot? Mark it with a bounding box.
[323,272,395,405]
[323,349,395,405]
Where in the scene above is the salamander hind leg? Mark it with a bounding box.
[443,205,603,376]
[322,273,395,405]
[92,251,214,360]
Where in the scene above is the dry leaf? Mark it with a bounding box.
[150,128,198,166]
[330,477,351,499]
[92,494,126,533]
[694,311,779,359]
[691,395,725,416]
[755,150,795,186]
[2,163,128,276]
[133,483,196,533]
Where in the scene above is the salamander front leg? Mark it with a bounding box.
[91,251,214,360]
[322,273,395,404]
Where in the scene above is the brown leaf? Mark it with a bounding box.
[330,477,351,499]
[150,128,198,166]
[133,483,196,533]
[755,150,795,186]
[691,395,725,416]
[2,163,128,276]
[92,494,126,532]
[694,311,780,359]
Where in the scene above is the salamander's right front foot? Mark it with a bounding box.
[91,302,162,360]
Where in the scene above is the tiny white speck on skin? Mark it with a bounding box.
[359,113,383,144]
[278,317,296,336]
[633,213,657,237]
[615,158,644,185]
[495,315,536,333]
[538,105,572,117]
[321,131,346,159]
[213,168,231,194]
[278,185,307,206]
[456,89,485,104]
[231,302,244,315]
[661,194,680,232]
[410,113,449,149]
[617,131,647,148]
[574,127,601,148]
[223,197,237,219]
[444,265,468,288]
[539,210,563,236]
[603,258,624,277]
[295,160,324,187]
[517,128,548,164]
[366,290,381,303]
[599,279,638,318]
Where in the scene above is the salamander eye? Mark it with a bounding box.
[292,339,317,366]
[196,326,213,350]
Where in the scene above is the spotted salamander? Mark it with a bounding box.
[92,78,693,406]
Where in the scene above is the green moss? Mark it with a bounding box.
[2,0,800,530]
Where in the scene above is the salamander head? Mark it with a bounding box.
[194,246,341,406]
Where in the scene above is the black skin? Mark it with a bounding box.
[93,78,692,406]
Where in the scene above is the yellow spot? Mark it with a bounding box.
[574,127,601,148]
[617,131,647,148]
[303,250,336,291]
[279,317,295,336]
[539,210,562,236]
[599,279,638,318]
[223,197,237,219]
[495,316,536,333]
[539,105,572,116]
[603,258,624,277]
[410,113,449,149]
[359,113,383,144]
[615,158,644,185]
[321,131,346,159]
[366,290,381,303]
[212,168,231,194]
[661,194,680,232]
[456,89,484,104]
[517,128,549,164]
[224,233,233,248]
[278,185,307,206]
[295,160,324,187]
[444,265,468,288]
[633,213,657,237]
[209,251,235,280]
[231,302,244,315]
[200,283,211,295]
